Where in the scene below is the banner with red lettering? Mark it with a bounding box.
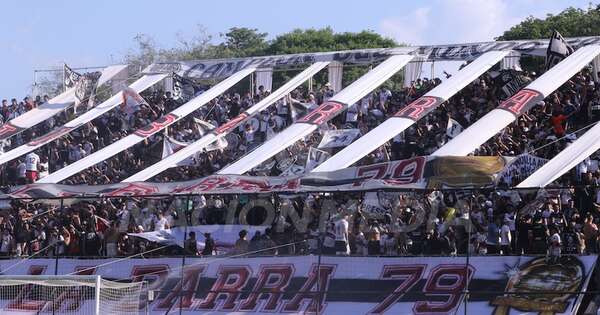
[2,156,531,199]
[0,255,595,314]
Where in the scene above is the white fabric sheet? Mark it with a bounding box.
[37,67,256,183]
[218,55,414,175]
[313,50,508,172]
[0,74,167,166]
[255,68,273,93]
[122,62,330,182]
[0,65,127,140]
[433,45,600,157]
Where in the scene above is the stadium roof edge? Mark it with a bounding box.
[143,36,600,79]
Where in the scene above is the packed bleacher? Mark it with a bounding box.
[0,53,599,262]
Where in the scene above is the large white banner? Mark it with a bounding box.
[313,50,508,172]
[0,64,127,142]
[7,155,525,199]
[433,45,600,157]
[123,62,330,182]
[0,74,167,166]
[0,255,595,315]
[218,55,414,175]
[37,67,256,184]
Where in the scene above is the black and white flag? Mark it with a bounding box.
[305,147,331,172]
[446,117,463,138]
[318,129,360,149]
[546,30,574,70]
[491,69,531,100]
[289,101,312,121]
[74,72,101,103]
[173,73,202,102]
[73,71,101,113]
[64,64,82,89]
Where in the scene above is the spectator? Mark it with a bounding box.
[184,231,198,256]
[234,229,249,254]
[548,227,562,264]
[201,232,215,256]
[334,214,349,255]
[486,218,500,255]
[24,151,40,183]
[366,220,381,255]
[500,218,512,255]
[0,229,15,256]
[104,222,119,257]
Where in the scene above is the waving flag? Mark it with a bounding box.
[173,73,203,102]
[318,129,360,148]
[120,87,148,115]
[162,135,195,166]
[63,64,82,89]
[305,147,331,171]
[446,117,463,138]
[73,71,102,113]
[546,30,574,70]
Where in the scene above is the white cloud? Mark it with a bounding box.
[380,7,431,45]
[378,0,557,45]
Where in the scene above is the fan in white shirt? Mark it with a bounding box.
[334,216,350,255]
[25,152,40,183]
[25,152,40,171]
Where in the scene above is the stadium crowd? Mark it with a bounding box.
[0,60,599,259]
[0,187,592,259]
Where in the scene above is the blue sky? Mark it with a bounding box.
[0,0,594,98]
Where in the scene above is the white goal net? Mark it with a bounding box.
[0,275,143,315]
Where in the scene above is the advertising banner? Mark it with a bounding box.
[0,255,595,315]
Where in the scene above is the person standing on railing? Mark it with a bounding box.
[24,151,40,183]
[234,230,249,255]
[530,215,549,254]
[0,228,15,257]
[184,231,199,256]
[485,217,500,255]
[201,233,215,256]
[366,220,381,256]
[500,218,512,255]
[583,214,598,254]
[334,214,349,256]
[548,227,562,264]
[104,222,119,257]
[83,223,101,256]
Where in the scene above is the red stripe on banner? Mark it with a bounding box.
[0,122,22,140]
[215,112,250,134]
[497,88,545,117]
[28,126,75,146]
[297,100,346,125]
[394,96,444,121]
[134,113,179,137]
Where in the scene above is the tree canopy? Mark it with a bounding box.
[124,26,401,89]
[125,26,399,65]
[498,5,600,40]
